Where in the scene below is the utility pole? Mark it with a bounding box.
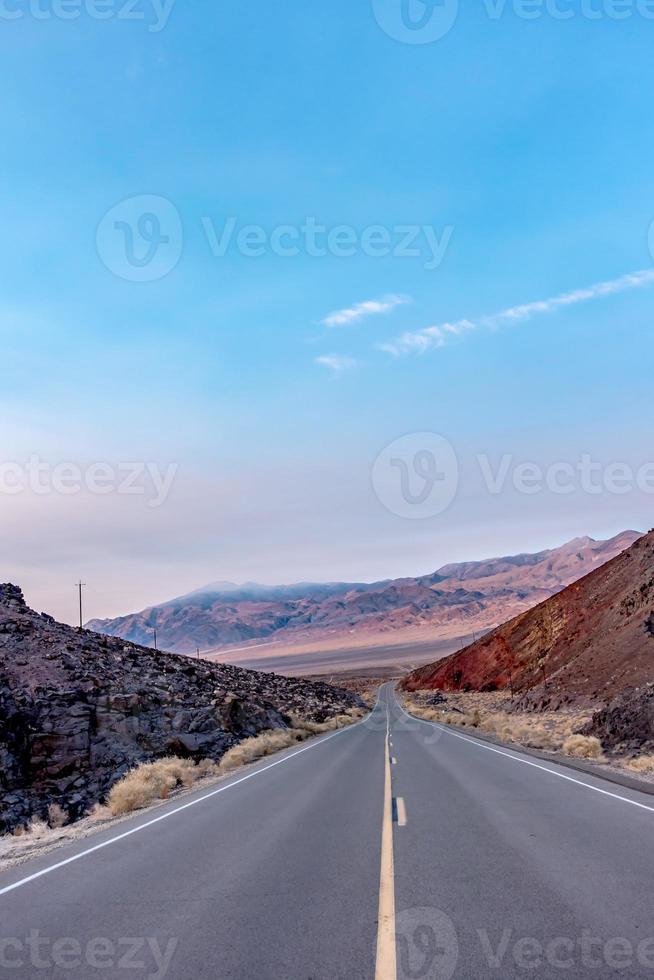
[197,647,200,661]
[153,628,158,651]
[75,581,86,630]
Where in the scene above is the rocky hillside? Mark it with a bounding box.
[402,530,654,710]
[581,684,654,754]
[0,585,364,833]
[86,531,640,656]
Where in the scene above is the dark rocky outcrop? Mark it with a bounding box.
[0,585,364,833]
[581,685,654,754]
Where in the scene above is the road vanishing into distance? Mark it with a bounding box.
[2,683,654,979]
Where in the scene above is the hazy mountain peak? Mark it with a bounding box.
[86,532,641,660]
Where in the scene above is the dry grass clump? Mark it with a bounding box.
[403,694,595,754]
[562,734,605,760]
[47,803,68,828]
[88,803,113,822]
[195,758,220,778]
[107,757,206,816]
[403,699,474,728]
[402,702,449,724]
[625,754,654,773]
[13,817,50,840]
[220,711,363,773]
[219,730,304,771]
[480,715,564,751]
[289,710,362,736]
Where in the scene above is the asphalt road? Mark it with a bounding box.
[2,683,654,979]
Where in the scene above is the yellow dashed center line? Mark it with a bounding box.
[375,714,397,980]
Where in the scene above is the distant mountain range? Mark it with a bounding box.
[402,528,654,709]
[87,531,642,658]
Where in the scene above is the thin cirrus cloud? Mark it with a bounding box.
[321,293,410,328]
[378,268,654,356]
[315,354,358,375]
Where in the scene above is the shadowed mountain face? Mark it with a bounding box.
[86,531,641,657]
[402,530,654,710]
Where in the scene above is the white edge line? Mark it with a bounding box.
[393,694,654,815]
[0,700,381,899]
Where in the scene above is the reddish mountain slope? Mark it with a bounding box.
[87,531,641,657]
[402,530,654,708]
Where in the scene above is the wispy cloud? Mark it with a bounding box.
[321,294,410,328]
[378,268,654,356]
[315,354,358,375]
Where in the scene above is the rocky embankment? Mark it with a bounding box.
[581,684,654,754]
[0,585,364,833]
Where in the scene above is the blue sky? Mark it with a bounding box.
[2,0,653,622]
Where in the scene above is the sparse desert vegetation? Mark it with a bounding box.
[0,707,368,870]
[107,757,214,816]
[401,691,594,754]
[625,754,654,773]
[561,734,605,760]
[219,710,365,772]
[402,688,654,786]
[46,803,68,828]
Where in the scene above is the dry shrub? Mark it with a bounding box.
[290,715,337,735]
[441,712,459,726]
[107,757,201,816]
[402,702,446,724]
[626,754,654,774]
[220,712,362,773]
[219,730,303,771]
[195,758,220,778]
[47,803,68,828]
[420,708,445,723]
[290,711,363,736]
[467,712,565,751]
[562,734,605,760]
[88,803,112,822]
[23,818,49,840]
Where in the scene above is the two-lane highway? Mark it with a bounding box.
[2,684,654,978]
